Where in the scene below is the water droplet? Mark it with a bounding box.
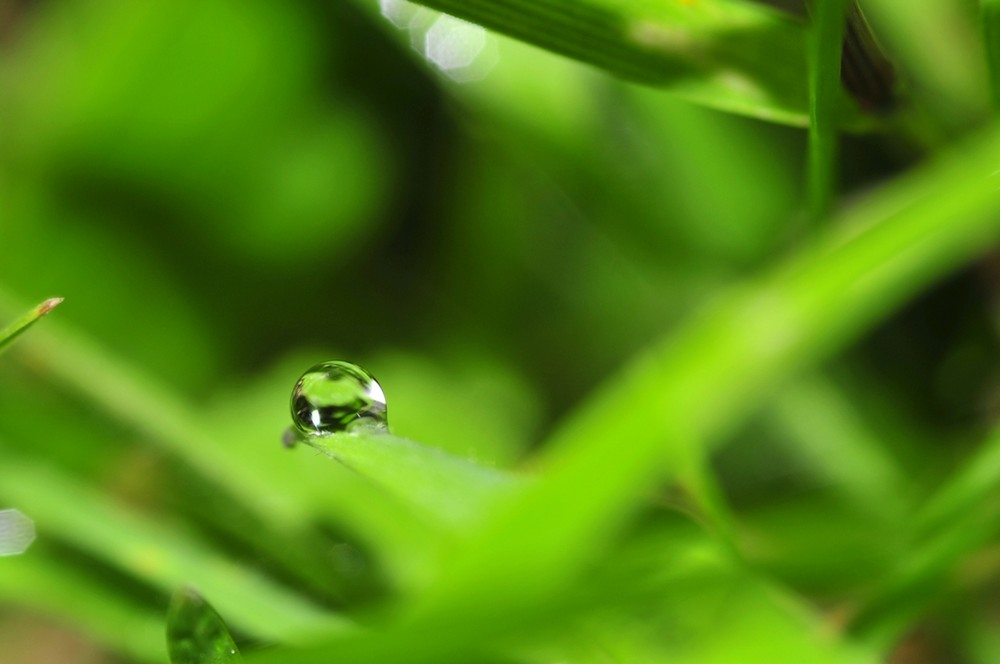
[289,361,388,437]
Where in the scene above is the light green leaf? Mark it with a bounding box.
[0,456,353,643]
[0,297,62,356]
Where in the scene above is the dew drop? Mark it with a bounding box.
[289,361,388,437]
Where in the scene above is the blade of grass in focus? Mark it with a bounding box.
[0,297,61,356]
[303,432,521,530]
[166,587,242,664]
[807,0,850,223]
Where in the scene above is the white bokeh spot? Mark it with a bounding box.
[424,15,496,82]
[0,509,36,556]
[379,0,417,28]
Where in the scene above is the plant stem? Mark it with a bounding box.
[808,0,850,224]
[982,0,1000,109]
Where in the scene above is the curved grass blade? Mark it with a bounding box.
[400,0,820,126]
[0,289,437,593]
[0,551,166,663]
[0,297,62,356]
[167,587,242,664]
[246,123,1000,664]
[840,2,896,114]
[0,456,353,643]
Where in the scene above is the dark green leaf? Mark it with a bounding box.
[167,587,242,664]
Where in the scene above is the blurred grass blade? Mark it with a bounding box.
[0,456,353,643]
[167,587,242,664]
[917,422,1000,536]
[839,3,896,114]
[983,0,1000,109]
[244,76,1000,664]
[398,127,1000,659]
[0,297,62,356]
[407,123,1000,629]
[0,288,439,592]
[864,0,990,126]
[402,0,820,125]
[768,374,912,519]
[807,0,850,223]
[0,551,165,663]
[848,419,1000,646]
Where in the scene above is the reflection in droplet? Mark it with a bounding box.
[0,509,35,556]
[289,361,388,437]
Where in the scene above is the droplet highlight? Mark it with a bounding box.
[289,361,388,437]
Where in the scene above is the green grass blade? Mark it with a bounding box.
[0,456,353,643]
[807,0,850,223]
[0,297,62,356]
[248,91,1000,664]
[429,125,1000,629]
[302,431,520,530]
[847,419,1000,646]
[864,0,990,126]
[847,500,1000,649]
[768,373,912,519]
[167,587,242,664]
[0,294,438,592]
[983,0,1000,109]
[917,425,1000,536]
[400,0,817,125]
[0,550,166,662]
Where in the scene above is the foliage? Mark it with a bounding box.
[2,0,1000,662]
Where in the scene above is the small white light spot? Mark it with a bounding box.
[379,0,417,28]
[714,69,765,100]
[629,21,695,54]
[0,509,36,556]
[424,15,495,82]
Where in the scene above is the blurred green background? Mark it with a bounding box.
[3,0,1000,662]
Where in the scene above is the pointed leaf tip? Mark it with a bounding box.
[0,297,65,355]
[36,297,64,316]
